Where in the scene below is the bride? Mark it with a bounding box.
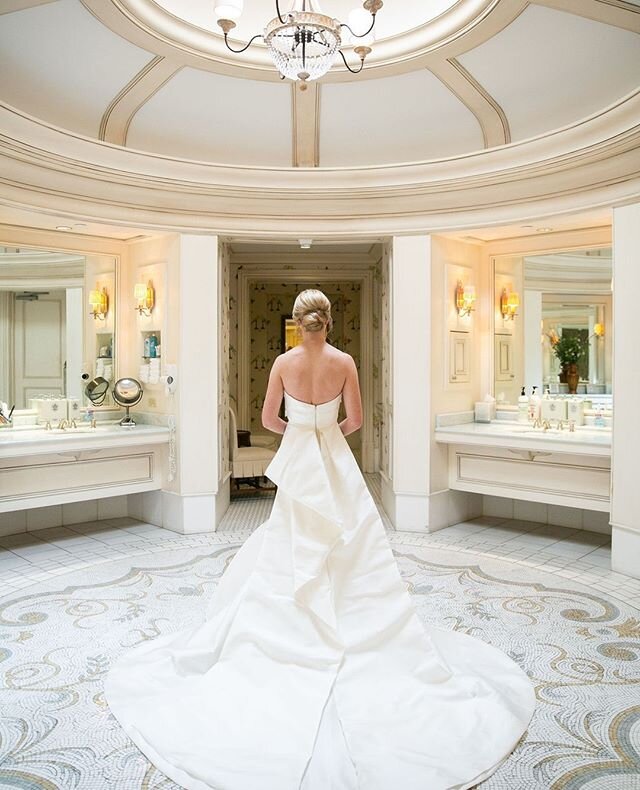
[104,288,536,790]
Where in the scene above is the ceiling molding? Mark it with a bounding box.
[292,83,320,168]
[0,91,638,236]
[429,58,511,148]
[80,0,528,83]
[0,0,57,15]
[532,0,640,34]
[99,56,182,146]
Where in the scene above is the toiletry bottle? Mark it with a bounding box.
[594,409,606,427]
[529,386,541,421]
[144,335,151,358]
[518,386,529,423]
[149,334,158,358]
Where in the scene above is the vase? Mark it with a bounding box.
[566,363,579,394]
[559,366,568,384]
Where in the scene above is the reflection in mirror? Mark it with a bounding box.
[493,247,612,405]
[0,247,117,412]
[281,315,302,352]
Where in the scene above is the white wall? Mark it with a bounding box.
[611,202,640,579]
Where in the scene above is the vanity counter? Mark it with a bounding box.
[0,423,170,459]
[435,421,611,457]
[435,419,611,512]
[0,424,171,513]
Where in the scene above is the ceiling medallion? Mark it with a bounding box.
[215,0,383,89]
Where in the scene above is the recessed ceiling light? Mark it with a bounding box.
[299,238,313,249]
[56,225,72,231]
[536,227,553,233]
[73,223,87,229]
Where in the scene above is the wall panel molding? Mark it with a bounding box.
[0,91,638,235]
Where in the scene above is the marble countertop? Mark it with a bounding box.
[434,420,611,457]
[0,423,170,459]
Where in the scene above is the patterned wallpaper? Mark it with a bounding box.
[246,281,362,432]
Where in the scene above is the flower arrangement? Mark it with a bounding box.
[552,334,588,367]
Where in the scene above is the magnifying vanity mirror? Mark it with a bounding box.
[112,377,143,426]
[0,245,117,414]
[493,246,612,406]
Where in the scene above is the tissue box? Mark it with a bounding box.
[30,397,67,424]
[67,398,81,420]
[567,400,585,425]
[541,398,567,421]
[475,401,496,423]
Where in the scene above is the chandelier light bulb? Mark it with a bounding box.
[215,0,243,21]
[348,7,372,37]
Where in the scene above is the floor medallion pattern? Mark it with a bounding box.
[1,538,639,789]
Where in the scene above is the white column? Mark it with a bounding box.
[611,203,640,579]
[524,290,543,392]
[0,292,14,404]
[65,288,83,400]
[381,235,431,530]
[161,234,224,533]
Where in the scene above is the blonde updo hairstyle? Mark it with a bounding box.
[292,288,333,334]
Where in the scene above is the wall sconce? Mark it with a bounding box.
[593,323,605,339]
[546,327,560,346]
[134,281,155,316]
[500,288,519,320]
[455,281,476,317]
[89,287,108,320]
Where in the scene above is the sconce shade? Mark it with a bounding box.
[134,283,147,301]
[500,288,519,320]
[594,323,605,337]
[89,287,108,320]
[134,281,155,316]
[455,280,476,317]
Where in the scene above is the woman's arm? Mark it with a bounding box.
[261,355,288,434]
[339,355,363,437]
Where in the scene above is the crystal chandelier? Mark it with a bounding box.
[214,0,383,89]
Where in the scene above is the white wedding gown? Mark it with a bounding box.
[104,391,536,790]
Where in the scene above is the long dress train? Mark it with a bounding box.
[104,391,536,790]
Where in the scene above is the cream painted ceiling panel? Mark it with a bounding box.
[126,67,292,166]
[319,69,484,167]
[0,0,153,137]
[458,4,640,143]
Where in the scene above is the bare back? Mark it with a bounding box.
[279,343,347,404]
[261,341,362,436]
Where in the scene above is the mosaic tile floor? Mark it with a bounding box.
[1,492,640,789]
[1,478,638,609]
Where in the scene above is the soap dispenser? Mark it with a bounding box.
[518,386,529,423]
[529,386,541,421]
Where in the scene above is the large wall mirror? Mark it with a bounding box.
[0,246,117,411]
[493,246,612,405]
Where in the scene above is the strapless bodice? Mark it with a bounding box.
[284,390,342,430]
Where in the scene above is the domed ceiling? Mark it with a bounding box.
[0,0,638,170]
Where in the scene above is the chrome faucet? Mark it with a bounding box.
[57,419,69,430]
[542,419,552,431]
